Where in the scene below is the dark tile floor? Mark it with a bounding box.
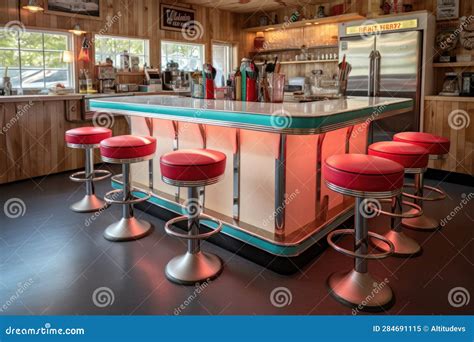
[0,166,473,315]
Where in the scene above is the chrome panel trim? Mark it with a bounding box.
[233,129,241,221]
[274,134,287,236]
[429,153,448,160]
[171,120,180,202]
[145,117,154,189]
[316,133,327,221]
[404,167,427,174]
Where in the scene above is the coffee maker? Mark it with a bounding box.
[95,65,116,94]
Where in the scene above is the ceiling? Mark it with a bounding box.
[178,0,319,14]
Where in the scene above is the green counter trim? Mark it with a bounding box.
[91,99,413,132]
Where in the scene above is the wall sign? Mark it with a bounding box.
[436,0,459,21]
[160,4,195,32]
[345,19,418,35]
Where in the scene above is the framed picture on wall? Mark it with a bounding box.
[160,4,196,32]
[45,0,102,20]
[436,0,459,21]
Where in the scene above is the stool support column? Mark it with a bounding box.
[187,187,201,255]
[85,148,95,196]
[354,197,368,274]
[391,194,403,232]
[122,163,133,219]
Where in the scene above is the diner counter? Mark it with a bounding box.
[90,96,413,134]
[88,94,413,272]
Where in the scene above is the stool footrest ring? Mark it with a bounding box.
[104,188,151,205]
[402,184,446,201]
[70,169,111,183]
[327,229,394,259]
[165,214,223,240]
[369,199,423,219]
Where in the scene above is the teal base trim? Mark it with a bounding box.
[112,180,326,257]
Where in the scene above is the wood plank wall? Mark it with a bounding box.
[0,0,242,90]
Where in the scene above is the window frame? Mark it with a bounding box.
[0,27,74,90]
[160,40,205,72]
[93,34,150,69]
[212,41,234,86]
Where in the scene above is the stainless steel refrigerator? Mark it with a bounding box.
[339,29,422,142]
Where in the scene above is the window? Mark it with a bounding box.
[0,28,73,89]
[94,35,149,69]
[161,41,204,72]
[212,42,233,87]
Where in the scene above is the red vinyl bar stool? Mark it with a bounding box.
[368,141,426,256]
[324,154,404,309]
[65,127,112,212]
[393,132,450,230]
[100,135,156,241]
[160,149,226,285]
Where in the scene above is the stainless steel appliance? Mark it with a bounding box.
[339,17,423,141]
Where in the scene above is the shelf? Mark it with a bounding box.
[116,71,145,76]
[433,62,473,68]
[250,44,338,55]
[255,59,338,66]
[243,13,365,32]
[425,95,474,102]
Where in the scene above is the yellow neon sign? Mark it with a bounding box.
[346,19,418,35]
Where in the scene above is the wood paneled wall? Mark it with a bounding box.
[0,0,242,89]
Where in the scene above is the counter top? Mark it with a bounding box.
[90,95,413,134]
[0,90,189,103]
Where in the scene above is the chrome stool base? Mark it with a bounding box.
[104,217,152,242]
[70,194,107,213]
[373,230,421,256]
[402,210,438,230]
[166,251,223,285]
[328,270,393,310]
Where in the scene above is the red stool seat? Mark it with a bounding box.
[324,154,404,193]
[393,132,450,155]
[65,127,112,145]
[368,141,429,169]
[160,149,226,182]
[100,135,156,160]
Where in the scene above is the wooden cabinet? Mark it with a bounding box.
[0,99,128,184]
[424,96,473,175]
